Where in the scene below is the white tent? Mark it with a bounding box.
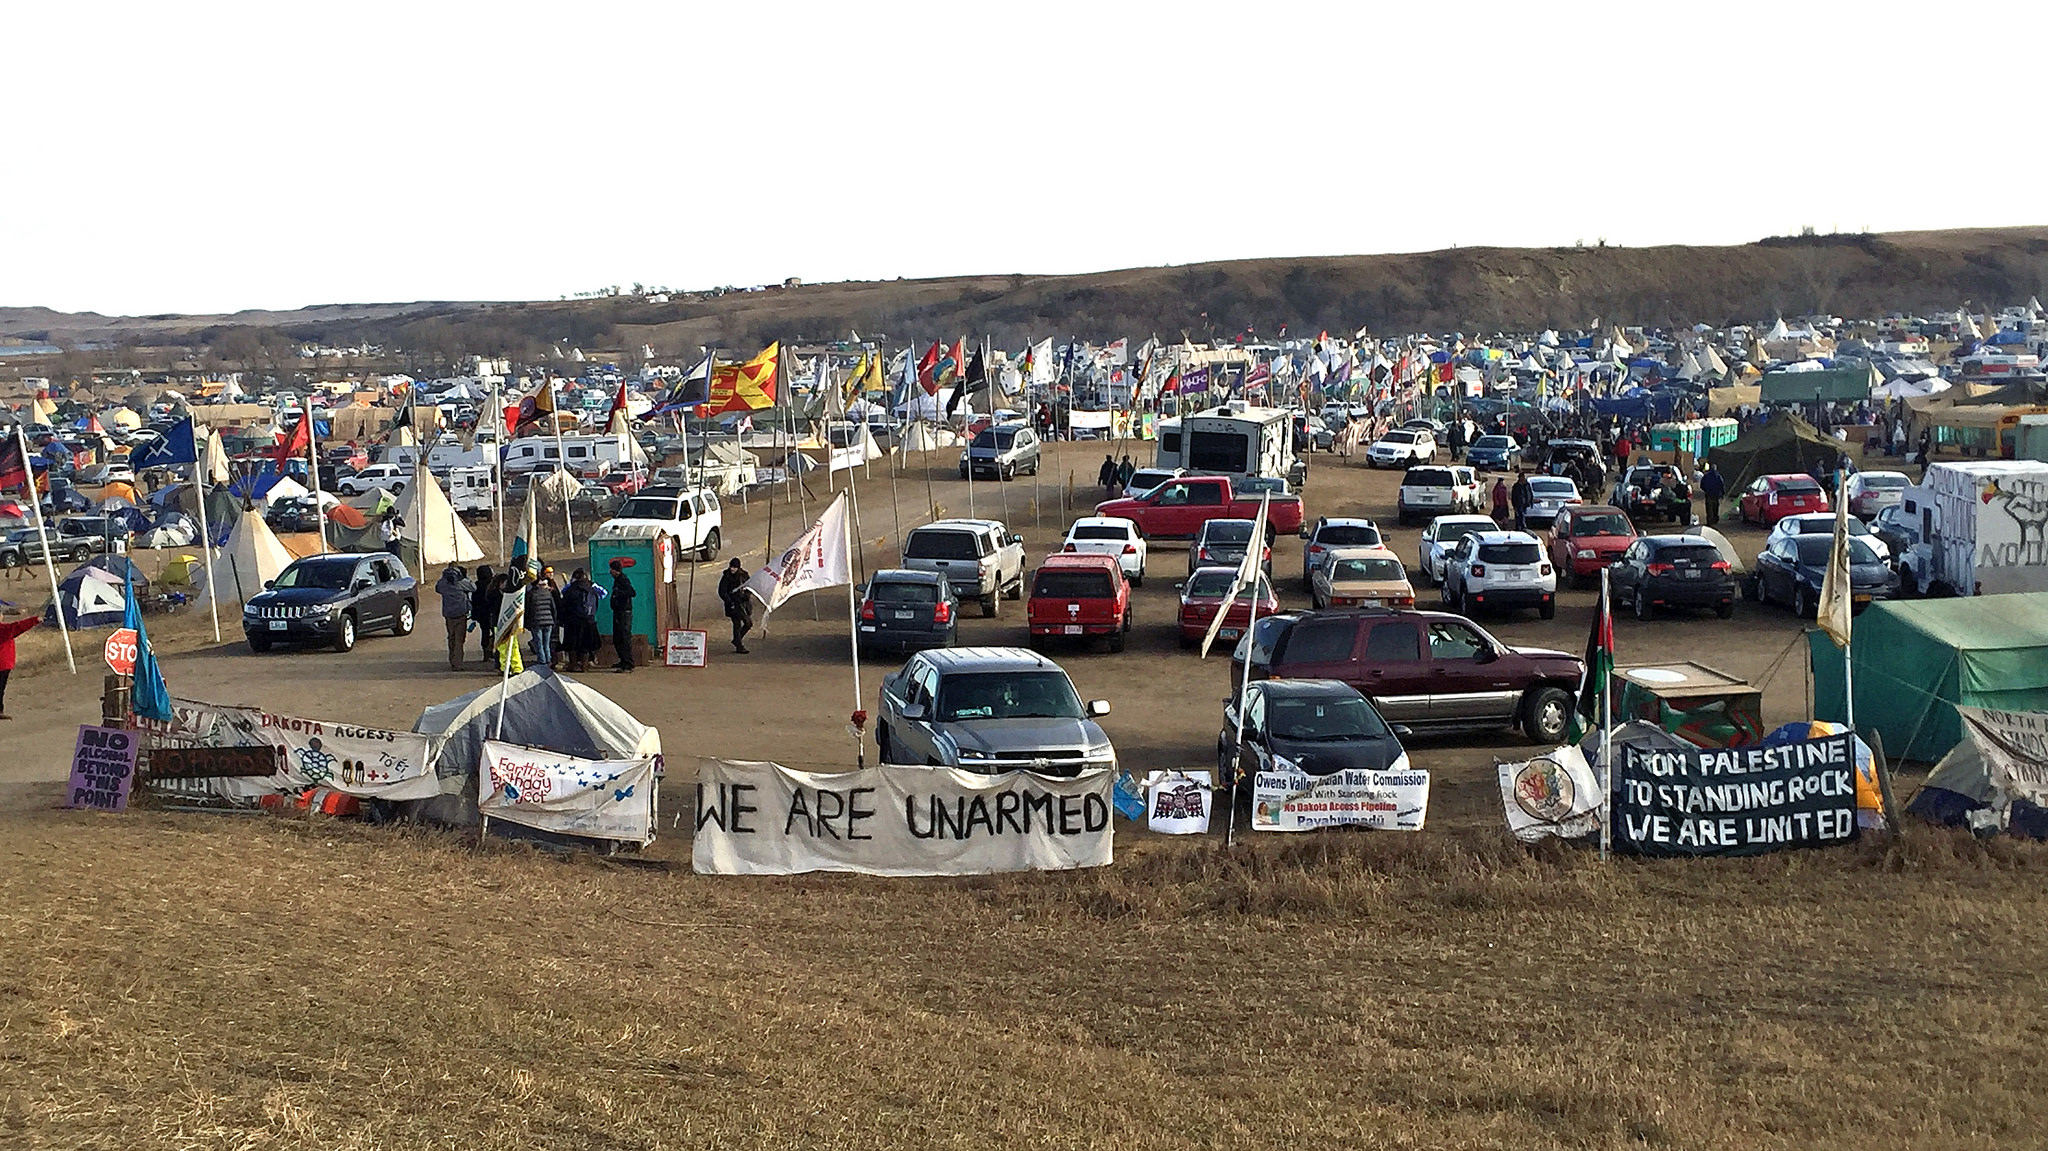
[897,422,962,452]
[400,462,483,566]
[194,507,296,606]
[260,477,311,506]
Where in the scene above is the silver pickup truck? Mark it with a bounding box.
[900,518,1026,617]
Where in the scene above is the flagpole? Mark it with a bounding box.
[192,436,221,642]
[304,398,328,556]
[16,423,75,674]
[846,486,865,769]
[550,378,574,549]
[491,378,506,561]
[1599,566,1613,863]
[1223,492,1271,850]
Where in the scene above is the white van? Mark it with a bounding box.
[500,434,645,476]
[445,466,498,518]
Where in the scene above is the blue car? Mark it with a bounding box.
[1466,435,1522,471]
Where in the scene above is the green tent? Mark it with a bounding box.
[1810,594,2048,762]
[1758,365,1877,404]
[1705,414,1843,499]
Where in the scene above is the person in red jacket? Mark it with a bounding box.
[0,605,40,720]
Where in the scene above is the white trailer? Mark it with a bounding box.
[1155,403,1307,489]
[444,466,498,518]
[1898,460,2048,597]
[500,433,645,475]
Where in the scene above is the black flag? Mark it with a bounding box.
[946,350,986,416]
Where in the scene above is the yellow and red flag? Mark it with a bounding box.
[708,342,779,414]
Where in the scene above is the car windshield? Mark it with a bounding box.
[937,671,1084,721]
[1185,571,1274,599]
[616,496,684,519]
[1572,513,1632,536]
[905,531,980,560]
[870,581,938,605]
[1071,525,1129,542]
[273,561,356,590]
[1474,436,1512,449]
[1383,431,1417,444]
[972,429,1015,449]
[1268,694,1390,742]
[1204,522,1255,545]
[1477,542,1542,564]
[1316,524,1381,547]
[1033,570,1115,598]
[1793,537,1879,565]
[1330,557,1404,581]
[1405,470,1451,488]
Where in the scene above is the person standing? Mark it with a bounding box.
[1490,476,1510,526]
[1117,455,1135,492]
[380,513,404,557]
[717,558,755,653]
[526,567,558,669]
[1509,469,1534,531]
[433,564,474,671]
[1700,463,1725,527]
[608,558,637,672]
[470,565,500,666]
[1447,417,1466,461]
[560,568,602,673]
[0,605,40,719]
[1097,454,1117,496]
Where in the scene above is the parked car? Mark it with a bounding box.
[1309,546,1415,610]
[1231,608,1584,743]
[1299,516,1384,587]
[1870,502,1915,561]
[1095,474,1305,540]
[1366,428,1437,468]
[1543,439,1605,485]
[264,495,328,535]
[1738,473,1829,526]
[337,463,409,496]
[1177,565,1278,649]
[1608,534,1737,620]
[54,515,133,550]
[1396,464,1482,525]
[1466,435,1522,471]
[1060,516,1146,586]
[1188,517,1271,577]
[1217,678,1409,787]
[243,552,418,653]
[1440,530,1557,619]
[1747,533,1896,617]
[1027,553,1132,652]
[900,519,1027,617]
[599,484,724,560]
[1415,514,1499,587]
[1845,470,1910,519]
[855,569,958,655]
[0,527,95,567]
[958,422,1042,481]
[1122,467,1182,497]
[1521,474,1582,530]
[1612,464,1693,525]
[1546,504,1638,587]
[1766,511,1889,561]
[874,647,1115,774]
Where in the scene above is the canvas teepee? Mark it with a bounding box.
[193,507,296,606]
[400,461,483,568]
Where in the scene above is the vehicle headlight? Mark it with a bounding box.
[957,748,989,760]
[1084,743,1116,762]
[1576,549,1596,559]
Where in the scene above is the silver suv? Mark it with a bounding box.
[901,518,1027,617]
[875,646,1115,775]
[959,422,1042,481]
[1440,530,1557,619]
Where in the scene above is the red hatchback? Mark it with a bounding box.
[1178,565,1279,649]
[1547,504,1638,587]
[1027,553,1132,653]
[1739,473,1829,526]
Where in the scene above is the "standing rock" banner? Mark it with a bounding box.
[1250,762,1429,832]
[1616,733,1858,857]
[693,760,1113,876]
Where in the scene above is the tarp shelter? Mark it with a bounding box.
[399,462,483,568]
[1810,594,2048,762]
[1706,414,1843,498]
[1706,385,1762,417]
[693,440,758,496]
[1907,708,2048,838]
[407,667,663,823]
[193,507,296,606]
[45,555,149,629]
[1758,364,1877,404]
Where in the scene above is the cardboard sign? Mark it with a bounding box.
[664,629,708,668]
[68,725,139,811]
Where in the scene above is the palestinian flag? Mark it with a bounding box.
[1568,576,1614,742]
[0,437,26,492]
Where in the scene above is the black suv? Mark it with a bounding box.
[244,553,419,653]
[1608,535,1737,620]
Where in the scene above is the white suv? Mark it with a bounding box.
[596,484,724,560]
[1366,428,1437,468]
[1440,530,1557,619]
[1060,516,1147,586]
[1396,464,1481,525]
[338,463,409,496]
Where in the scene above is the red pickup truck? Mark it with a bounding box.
[1096,475,1305,540]
[1027,553,1132,652]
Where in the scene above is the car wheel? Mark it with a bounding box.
[1633,589,1651,621]
[71,547,90,562]
[0,553,17,569]
[247,634,273,653]
[982,593,998,618]
[391,483,405,495]
[1006,577,1022,601]
[392,601,416,636]
[1456,585,1472,616]
[1523,686,1572,744]
[333,612,357,653]
[1793,583,1813,618]
[875,724,894,763]
[1440,578,1454,607]
[1540,597,1555,621]
[701,528,721,561]
[1715,600,1735,620]
[1002,464,1015,482]
[1130,568,1143,588]
[1108,618,1127,653]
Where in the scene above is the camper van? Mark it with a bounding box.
[444,466,497,518]
[499,434,645,476]
[1152,404,1306,489]
[1894,460,2048,597]
[425,441,495,475]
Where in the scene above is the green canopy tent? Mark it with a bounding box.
[1705,413,1843,499]
[1758,365,1878,405]
[1809,594,2048,762]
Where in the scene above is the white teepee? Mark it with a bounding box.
[400,462,483,566]
[194,507,296,606]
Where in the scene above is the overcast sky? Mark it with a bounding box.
[10,1,2043,316]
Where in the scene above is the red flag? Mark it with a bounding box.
[607,380,629,427]
[916,342,941,396]
[0,438,26,492]
[503,404,520,437]
[1161,370,1181,394]
[274,415,310,467]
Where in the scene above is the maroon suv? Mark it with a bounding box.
[1230,608,1584,743]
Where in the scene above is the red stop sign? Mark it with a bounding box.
[104,628,139,676]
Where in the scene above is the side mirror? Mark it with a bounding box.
[1008,534,1023,546]
[899,703,926,721]
[1391,724,1414,739]
[263,579,275,589]
[854,583,867,595]
[1086,699,1111,718]
[1475,645,1500,664]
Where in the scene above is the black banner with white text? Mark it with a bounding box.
[1616,734,1859,857]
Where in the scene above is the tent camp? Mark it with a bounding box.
[897,421,961,452]
[689,440,759,496]
[399,462,483,568]
[45,555,150,629]
[1810,594,2048,762]
[192,507,296,606]
[1706,414,1844,498]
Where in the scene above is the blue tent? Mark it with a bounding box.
[44,555,150,629]
[1990,329,2031,346]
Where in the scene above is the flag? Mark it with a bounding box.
[392,400,413,432]
[915,342,942,395]
[0,437,26,492]
[273,414,310,467]
[512,487,540,565]
[933,339,964,390]
[707,343,779,414]
[1180,366,1211,396]
[1200,492,1270,658]
[1816,474,1854,649]
[122,567,172,723]
[946,350,986,416]
[1027,337,1055,386]
[743,492,852,616]
[845,352,881,410]
[1162,369,1180,394]
[606,380,630,429]
[130,417,197,468]
[1568,577,1615,742]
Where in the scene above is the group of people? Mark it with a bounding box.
[433,557,639,674]
[1096,454,1138,497]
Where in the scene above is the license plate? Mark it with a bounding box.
[1853,594,1872,604]
[1362,599,1382,608]
[1503,570,1525,581]
[1062,624,1083,635]
[268,620,288,631]
[1682,569,1700,579]
[859,625,876,632]
[1219,629,1241,641]
[894,610,915,619]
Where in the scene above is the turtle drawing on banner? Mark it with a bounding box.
[292,737,340,785]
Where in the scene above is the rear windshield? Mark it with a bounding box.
[871,582,938,604]
[1477,542,1542,564]
[1034,571,1115,598]
[1330,557,1405,581]
[1404,469,1451,488]
[1316,524,1381,547]
[1655,545,1722,565]
[1861,474,1908,489]
[905,531,980,560]
[1204,521,1255,544]
[1071,525,1129,541]
[1474,436,1512,449]
[1529,478,1577,497]
[1776,478,1822,494]
[1571,513,1632,536]
[1186,571,1275,599]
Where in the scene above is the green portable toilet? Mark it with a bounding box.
[588,522,680,657]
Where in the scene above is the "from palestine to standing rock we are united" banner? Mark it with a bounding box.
[1616,733,1859,857]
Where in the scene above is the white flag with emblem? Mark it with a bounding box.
[744,492,853,616]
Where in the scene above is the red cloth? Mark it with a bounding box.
[0,616,40,671]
